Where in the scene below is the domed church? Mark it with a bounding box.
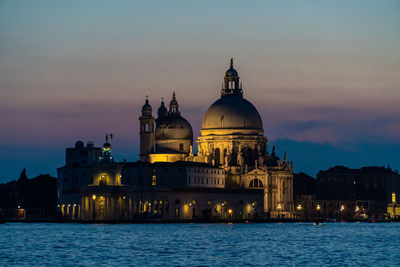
[139,59,294,218]
[139,92,194,163]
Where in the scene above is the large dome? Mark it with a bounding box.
[156,114,193,140]
[202,94,263,130]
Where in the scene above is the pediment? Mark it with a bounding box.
[245,168,267,176]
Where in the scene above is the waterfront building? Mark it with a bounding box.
[293,166,400,220]
[316,166,400,219]
[57,60,293,220]
[293,172,317,219]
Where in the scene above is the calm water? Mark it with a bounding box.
[0,223,399,266]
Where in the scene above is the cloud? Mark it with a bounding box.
[270,139,400,177]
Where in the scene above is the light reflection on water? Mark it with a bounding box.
[0,223,399,266]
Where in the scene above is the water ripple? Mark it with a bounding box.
[0,223,399,266]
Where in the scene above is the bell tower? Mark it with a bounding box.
[139,96,155,162]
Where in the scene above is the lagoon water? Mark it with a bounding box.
[0,223,399,266]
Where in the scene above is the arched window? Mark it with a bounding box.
[249,178,263,188]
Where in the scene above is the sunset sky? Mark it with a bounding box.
[1,0,399,181]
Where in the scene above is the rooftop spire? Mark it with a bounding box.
[230,58,233,69]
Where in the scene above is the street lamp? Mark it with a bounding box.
[315,204,321,220]
[92,194,96,219]
[277,204,282,218]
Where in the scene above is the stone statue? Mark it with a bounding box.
[237,151,243,166]
[189,145,194,157]
[258,155,264,166]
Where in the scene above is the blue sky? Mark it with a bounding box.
[0,0,399,181]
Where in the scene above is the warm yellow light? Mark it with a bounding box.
[316,204,321,210]
[392,193,396,203]
[355,206,359,212]
[92,195,96,200]
[341,205,345,211]
[297,205,302,211]
[277,204,282,210]
[228,209,232,214]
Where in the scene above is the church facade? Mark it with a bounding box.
[57,60,294,220]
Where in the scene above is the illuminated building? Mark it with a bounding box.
[57,60,293,220]
[387,193,400,219]
[139,59,294,218]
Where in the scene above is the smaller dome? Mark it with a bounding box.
[156,115,193,140]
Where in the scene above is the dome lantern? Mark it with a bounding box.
[222,58,242,97]
[168,92,180,115]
